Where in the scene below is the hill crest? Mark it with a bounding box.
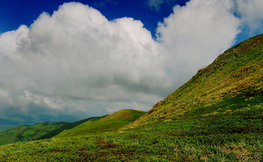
[55,109,145,137]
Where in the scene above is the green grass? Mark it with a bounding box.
[0,109,145,146]
[0,34,263,161]
[0,131,262,161]
[0,118,93,146]
[55,109,145,137]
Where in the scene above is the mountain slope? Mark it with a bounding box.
[56,109,145,137]
[124,34,263,136]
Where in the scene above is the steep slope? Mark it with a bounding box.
[124,34,263,136]
[56,109,145,137]
[0,118,92,146]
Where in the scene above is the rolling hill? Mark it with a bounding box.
[55,109,146,137]
[0,34,262,161]
[0,117,93,146]
[0,109,145,146]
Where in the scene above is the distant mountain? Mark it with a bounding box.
[0,118,20,125]
[0,117,92,145]
[0,109,145,145]
[0,114,80,131]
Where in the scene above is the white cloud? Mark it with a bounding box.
[156,0,241,85]
[1,0,262,119]
[235,0,263,33]
[0,2,171,118]
[20,91,64,110]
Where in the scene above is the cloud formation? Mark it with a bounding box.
[0,0,262,119]
[0,2,170,117]
[157,0,241,82]
[235,0,263,33]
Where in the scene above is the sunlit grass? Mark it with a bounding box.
[0,131,262,161]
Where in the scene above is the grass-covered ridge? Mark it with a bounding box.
[55,109,145,137]
[0,109,145,146]
[124,34,263,131]
[0,34,262,161]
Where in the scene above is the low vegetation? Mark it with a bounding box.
[55,109,145,137]
[0,118,93,145]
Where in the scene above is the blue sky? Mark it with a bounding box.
[0,0,256,43]
[0,0,262,123]
[0,0,187,38]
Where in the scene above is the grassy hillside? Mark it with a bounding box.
[0,109,145,146]
[56,109,145,137]
[124,34,263,135]
[0,34,262,161]
[0,118,92,146]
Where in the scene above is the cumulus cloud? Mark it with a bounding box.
[157,0,241,84]
[0,0,262,120]
[235,0,263,33]
[0,2,171,118]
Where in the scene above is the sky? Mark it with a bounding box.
[0,0,263,121]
